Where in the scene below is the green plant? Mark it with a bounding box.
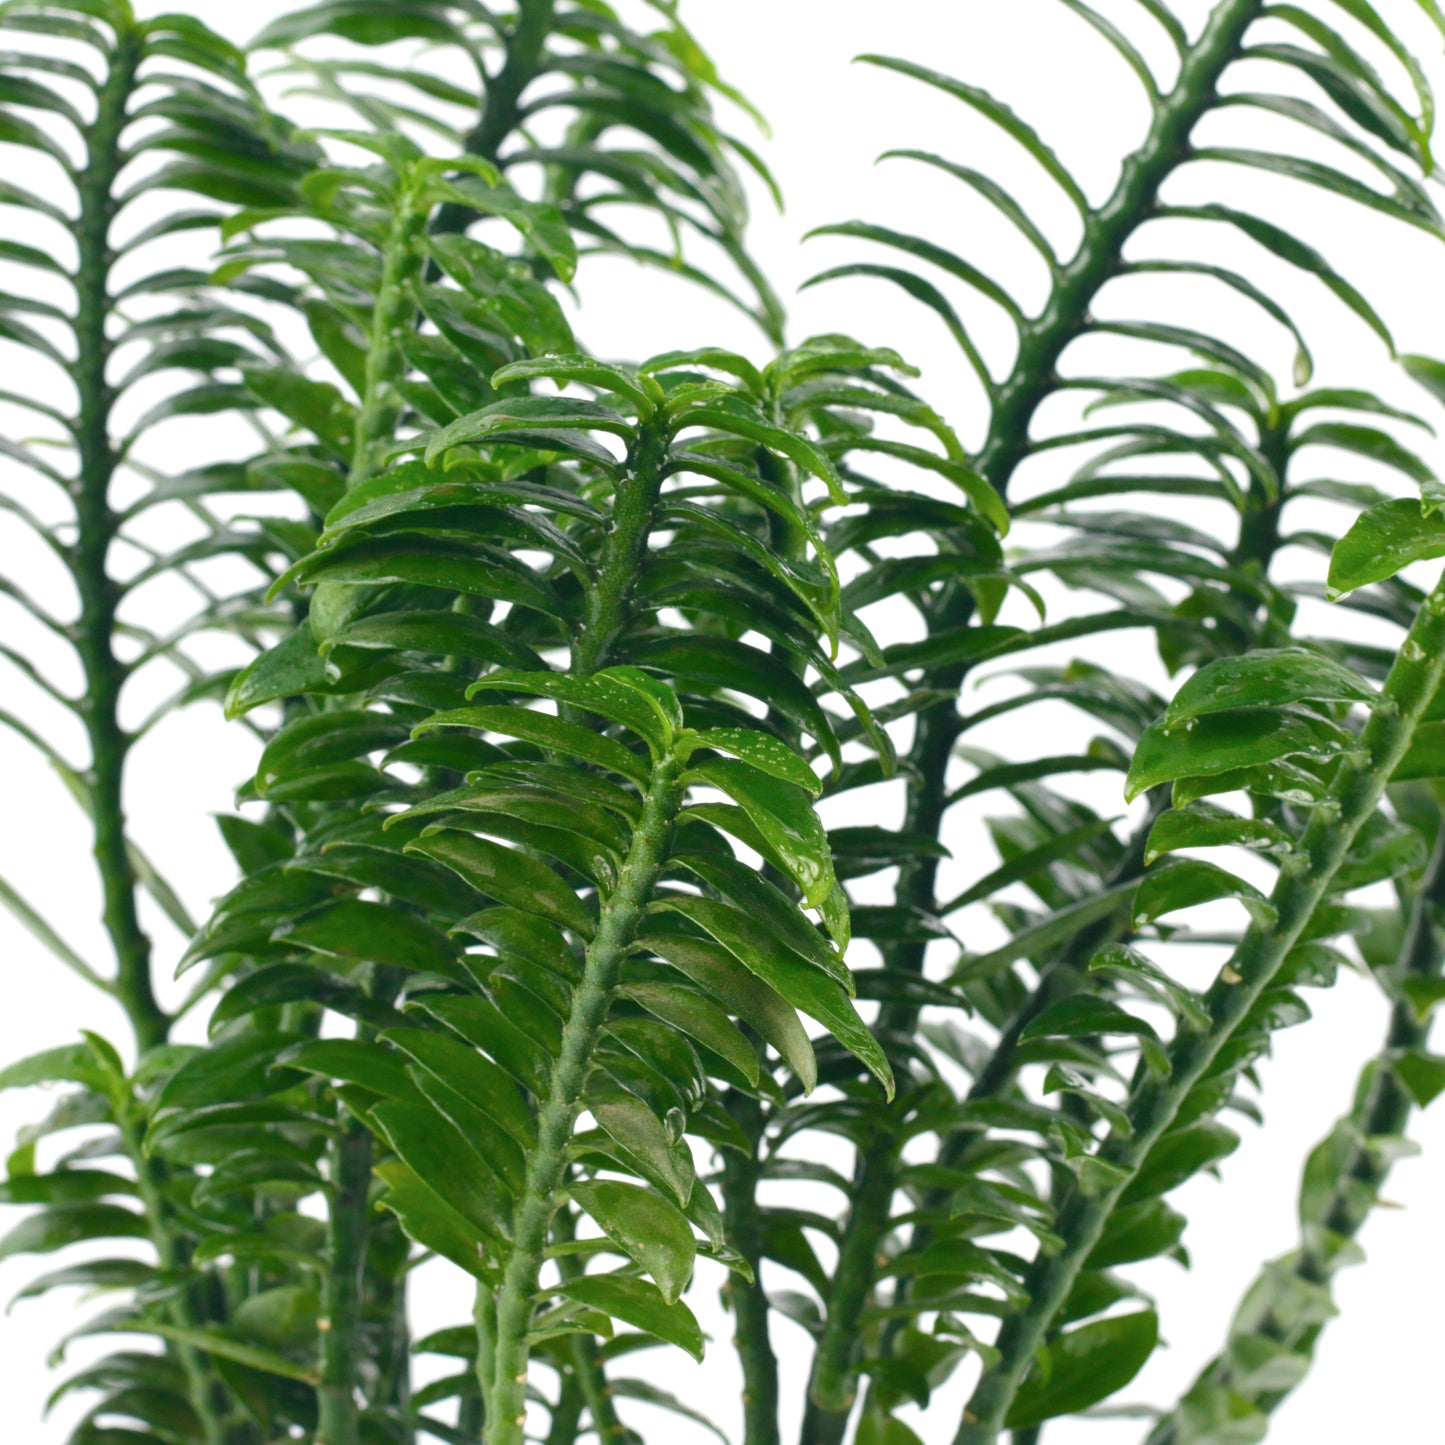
[4,3,1445,1445]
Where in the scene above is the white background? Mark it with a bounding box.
[3,1,1445,1440]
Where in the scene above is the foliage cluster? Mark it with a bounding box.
[4,3,1445,1445]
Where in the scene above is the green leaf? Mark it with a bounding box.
[1328,498,1445,596]
[418,705,648,784]
[1145,803,1294,865]
[0,1205,149,1262]
[378,1161,495,1283]
[225,627,327,718]
[647,901,892,1097]
[1395,1049,1445,1107]
[684,757,835,907]
[1126,709,1355,801]
[639,934,817,1093]
[1164,649,1375,725]
[382,1026,533,1147]
[405,830,592,936]
[585,1093,696,1206]
[371,1102,512,1242]
[466,670,668,752]
[112,1321,320,1385]
[1089,944,1209,1029]
[618,983,759,1088]
[1020,996,1162,1045]
[685,728,821,795]
[553,1273,704,1360]
[276,899,459,972]
[1134,859,1277,928]
[1004,1311,1159,1428]
[275,1038,416,1103]
[567,1180,695,1303]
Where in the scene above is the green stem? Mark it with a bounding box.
[956,566,1445,1444]
[545,1361,585,1445]
[807,4,1267,1413]
[1144,817,1445,1444]
[119,1112,227,1445]
[349,183,428,490]
[431,0,557,239]
[722,1090,781,1445]
[485,756,686,1445]
[73,21,167,1054]
[571,416,669,676]
[316,1120,374,1445]
[804,1131,895,1429]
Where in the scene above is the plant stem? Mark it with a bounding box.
[956,566,1445,1444]
[431,0,557,237]
[485,756,686,1445]
[571,416,669,676]
[722,1090,781,1445]
[349,183,428,490]
[316,1120,374,1445]
[119,1111,228,1445]
[804,1131,895,1430]
[1143,818,1445,1444]
[545,1361,585,1445]
[72,19,167,1054]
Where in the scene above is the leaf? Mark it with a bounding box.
[1004,1311,1159,1428]
[371,1102,512,1242]
[225,627,327,718]
[1126,709,1355,801]
[1145,803,1294,865]
[647,901,892,1097]
[466,670,668,752]
[639,934,817,1092]
[553,1274,704,1360]
[586,1093,696,1205]
[684,757,835,907]
[1164,649,1375,725]
[418,705,647,784]
[112,1318,319,1383]
[686,728,822,795]
[381,1027,533,1147]
[1328,498,1445,596]
[0,1205,149,1263]
[1089,944,1209,1029]
[617,982,759,1088]
[1020,996,1162,1046]
[568,1180,695,1303]
[1395,1049,1445,1107]
[276,899,459,973]
[405,829,592,935]
[1133,859,1277,928]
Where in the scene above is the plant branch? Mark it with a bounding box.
[1143,816,1445,1444]
[72,19,168,1054]
[485,754,686,1445]
[317,1119,375,1445]
[956,564,1445,1443]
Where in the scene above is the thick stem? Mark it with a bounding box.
[73,24,167,1053]
[570,417,669,677]
[431,0,557,239]
[485,757,686,1445]
[1144,820,1445,1445]
[349,186,427,490]
[316,1121,374,1445]
[722,1091,781,1445]
[545,1362,585,1445]
[804,1132,895,1425]
[956,568,1445,1444]
[119,1112,228,1445]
